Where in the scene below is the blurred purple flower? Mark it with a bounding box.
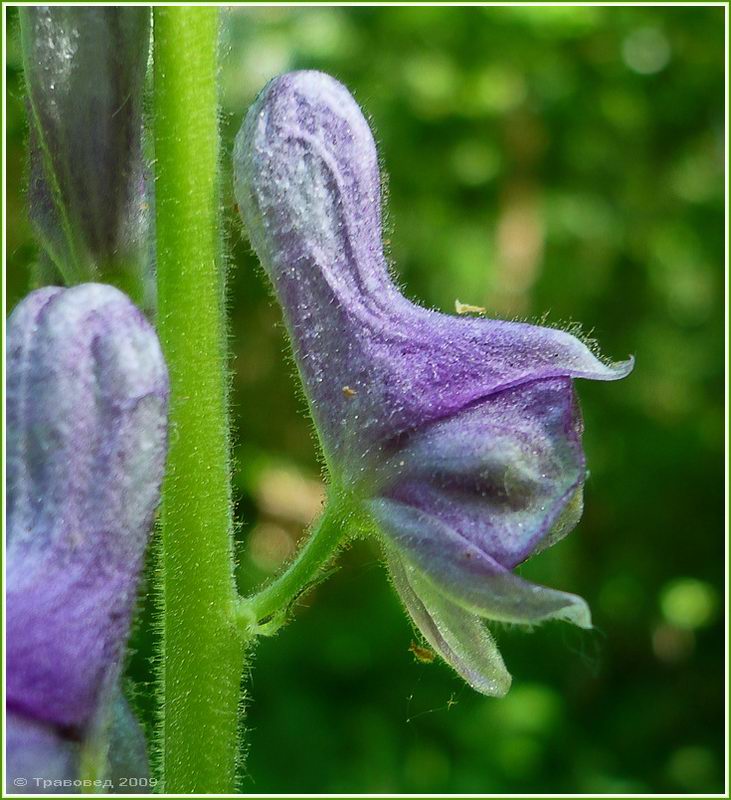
[6,284,168,789]
[20,8,152,294]
[234,71,632,695]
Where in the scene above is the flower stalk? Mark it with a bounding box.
[152,8,243,792]
[238,495,359,634]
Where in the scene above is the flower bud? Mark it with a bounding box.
[20,8,151,289]
[6,283,168,732]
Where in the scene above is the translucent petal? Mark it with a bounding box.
[387,548,511,697]
[371,498,591,629]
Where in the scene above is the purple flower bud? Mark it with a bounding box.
[20,8,151,284]
[6,284,168,773]
[234,71,633,695]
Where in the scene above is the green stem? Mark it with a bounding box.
[153,9,243,793]
[239,499,354,633]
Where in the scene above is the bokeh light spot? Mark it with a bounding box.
[666,745,718,792]
[248,522,296,572]
[660,578,717,630]
[622,27,671,75]
[491,684,561,734]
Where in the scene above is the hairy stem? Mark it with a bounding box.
[238,499,355,633]
[153,8,243,792]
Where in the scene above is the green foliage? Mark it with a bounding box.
[6,5,724,793]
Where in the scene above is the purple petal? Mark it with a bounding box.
[234,70,632,477]
[6,686,150,793]
[371,498,591,629]
[377,377,585,569]
[6,711,80,793]
[7,284,168,731]
[387,548,511,697]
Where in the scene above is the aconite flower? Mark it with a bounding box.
[6,284,168,790]
[234,71,632,695]
[20,8,152,294]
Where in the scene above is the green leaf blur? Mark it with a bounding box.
[6,5,724,793]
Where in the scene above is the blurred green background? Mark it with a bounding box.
[6,5,725,794]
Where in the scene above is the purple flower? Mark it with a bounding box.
[234,71,632,695]
[6,712,79,790]
[6,284,168,788]
[20,8,151,288]
[6,690,151,795]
